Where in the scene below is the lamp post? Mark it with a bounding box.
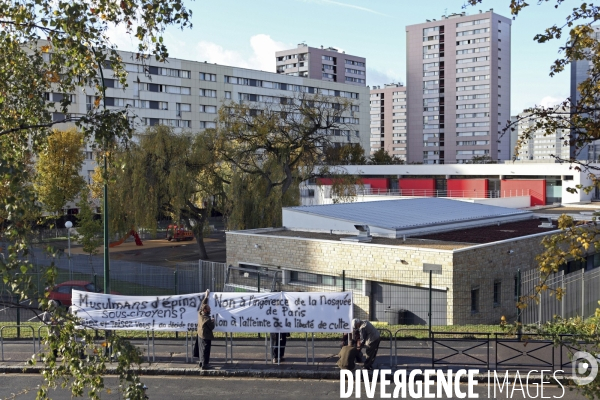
[65,220,73,280]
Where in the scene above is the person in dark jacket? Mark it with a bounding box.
[197,289,215,370]
[353,318,380,371]
[270,332,290,363]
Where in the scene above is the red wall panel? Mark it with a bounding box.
[447,179,489,198]
[398,179,436,196]
[316,178,333,185]
[360,178,390,191]
[500,179,546,206]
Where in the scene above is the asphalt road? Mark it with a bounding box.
[0,375,585,400]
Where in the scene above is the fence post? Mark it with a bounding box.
[428,270,432,337]
[517,269,522,341]
[16,299,20,339]
[581,268,585,317]
[198,260,203,292]
[561,270,565,319]
[257,272,261,293]
[174,269,179,339]
[342,270,346,292]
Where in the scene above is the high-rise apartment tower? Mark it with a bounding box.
[406,10,511,164]
[369,83,407,159]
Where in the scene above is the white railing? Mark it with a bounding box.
[355,188,532,199]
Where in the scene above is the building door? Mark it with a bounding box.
[435,178,447,195]
[488,179,500,197]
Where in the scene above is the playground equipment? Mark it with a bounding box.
[109,229,143,248]
[166,224,194,242]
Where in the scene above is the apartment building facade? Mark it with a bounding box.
[275,43,366,86]
[514,110,570,162]
[570,25,600,161]
[406,10,511,164]
[369,83,407,159]
[46,48,371,186]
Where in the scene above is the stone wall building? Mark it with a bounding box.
[226,198,560,325]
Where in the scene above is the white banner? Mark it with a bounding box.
[70,290,353,333]
[71,290,204,331]
[211,291,353,333]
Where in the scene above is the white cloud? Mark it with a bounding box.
[193,34,290,72]
[538,95,565,108]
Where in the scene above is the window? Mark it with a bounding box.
[457,131,489,137]
[456,47,490,55]
[289,271,362,289]
[345,60,365,67]
[456,122,490,128]
[456,75,490,82]
[345,76,365,84]
[456,56,490,64]
[199,105,217,113]
[456,37,490,46]
[345,68,365,75]
[456,66,490,74]
[457,18,490,28]
[176,103,191,113]
[225,91,232,99]
[147,66,190,78]
[199,121,217,129]
[199,89,217,97]
[456,84,490,92]
[456,112,490,119]
[493,281,501,307]
[322,55,335,61]
[143,118,189,128]
[471,287,480,313]
[142,83,190,95]
[423,27,440,35]
[199,72,216,81]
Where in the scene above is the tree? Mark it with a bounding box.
[0,0,193,398]
[216,94,359,229]
[100,125,227,260]
[369,148,403,165]
[467,154,497,164]
[34,128,86,233]
[75,186,102,261]
[324,143,368,165]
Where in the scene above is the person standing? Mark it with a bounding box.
[198,289,215,370]
[352,318,380,371]
[270,332,290,363]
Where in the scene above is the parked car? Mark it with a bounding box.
[48,281,119,307]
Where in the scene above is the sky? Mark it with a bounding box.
[109,0,575,115]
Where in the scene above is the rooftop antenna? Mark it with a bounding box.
[444,8,447,15]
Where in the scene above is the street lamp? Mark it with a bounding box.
[65,221,73,280]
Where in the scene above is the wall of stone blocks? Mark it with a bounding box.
[451,233,548,326]
[227,229,552,326]
[227,229,455,323]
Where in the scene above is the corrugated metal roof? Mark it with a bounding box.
[285,198,531,230]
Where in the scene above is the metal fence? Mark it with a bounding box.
[520,267,600,325]
[4,244,600,330]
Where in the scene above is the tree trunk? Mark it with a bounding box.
[196,235,209,260]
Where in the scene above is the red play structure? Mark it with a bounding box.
[109,229,143,248]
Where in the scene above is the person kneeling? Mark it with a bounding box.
[337,339,363,371]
